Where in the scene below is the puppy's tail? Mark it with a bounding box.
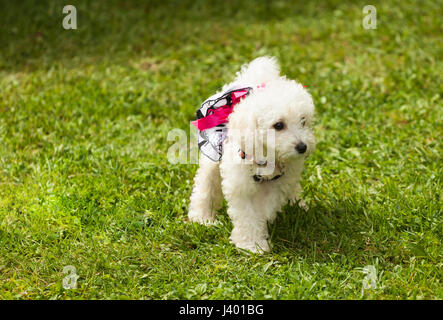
[234,56,281,86]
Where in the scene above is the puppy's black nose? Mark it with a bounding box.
[295,142,307,154]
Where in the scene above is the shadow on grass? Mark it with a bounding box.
[270,201,371,263]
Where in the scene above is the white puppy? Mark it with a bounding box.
[188,56,316,253]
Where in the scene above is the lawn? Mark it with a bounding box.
[0,0,441,299]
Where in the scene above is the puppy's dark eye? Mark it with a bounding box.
[301,117,306,127]
[273,121,285,131]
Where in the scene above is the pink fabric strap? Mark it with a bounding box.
[191,83,306,131]
[192,89,250,131]
[191,104,234,130]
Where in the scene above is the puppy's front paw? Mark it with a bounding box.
[289,198,309,211]
[188,210,217,225]
[232,238,271,254]
[298,199,309,211]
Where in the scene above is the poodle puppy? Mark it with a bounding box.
[188,56,316,253]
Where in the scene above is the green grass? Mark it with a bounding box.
[0,0,441,299]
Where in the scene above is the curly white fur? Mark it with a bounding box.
[188,56,316,253]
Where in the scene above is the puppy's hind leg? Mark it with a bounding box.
[188,155,223,224]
